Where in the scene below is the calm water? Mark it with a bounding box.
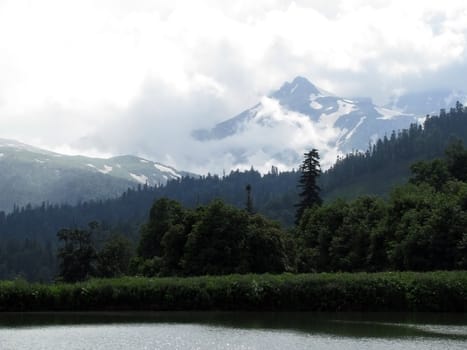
[0,312,466,349]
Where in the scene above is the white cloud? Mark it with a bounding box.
[1,0,467,173]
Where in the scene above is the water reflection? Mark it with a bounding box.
[0,311,466,340]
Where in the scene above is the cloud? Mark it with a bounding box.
[1,0,467,173]
[83,85,343,174]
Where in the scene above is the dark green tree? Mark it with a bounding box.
[295,149,322,225]
[445,140,467,182]
[56,224,96,282]
[96,235,133,278]
[137,198,185,259]
[410,159,450,191]
[241,214,289,273]
[182,200,250,275]
[245,184,254,214]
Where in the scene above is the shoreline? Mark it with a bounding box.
[0,272,466,312]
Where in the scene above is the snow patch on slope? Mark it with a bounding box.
[130,173,148,184]
[319,100,357,127]
[98,165,113,174]
[310,100,323,109]
[346,116,367,140]
[154,163,181,178]
[290,83,298,94]
[375,106,406,120]
[310,93,323,101]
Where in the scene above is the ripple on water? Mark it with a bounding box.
[0,323,466,350]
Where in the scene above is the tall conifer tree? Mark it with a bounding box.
[295,149,322,224]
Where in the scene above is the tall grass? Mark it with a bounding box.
[0,272,465,312]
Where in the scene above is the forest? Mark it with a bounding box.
[1,103,467,281]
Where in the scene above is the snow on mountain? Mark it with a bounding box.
[130,173,149,184]
[192,76,419,170]
[0,140,193,212]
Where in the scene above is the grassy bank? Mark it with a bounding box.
[0,272,466,312]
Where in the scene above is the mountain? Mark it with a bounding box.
[192,76,420,169]
[0,139,192,212]
[3,102,467,281]
[386,88,467,115]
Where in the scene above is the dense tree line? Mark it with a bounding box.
[2,104,467,281]
[56,222,133,282]
[0,169,299,281]
[0,168,299,243]
[54,199,293,282]
[56,140,467,281]
[297,142,467,272]
[130,199,292,277]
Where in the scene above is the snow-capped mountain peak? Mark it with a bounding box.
[272,76,323,99]
[192,76,419,170]
[269,76,331,119]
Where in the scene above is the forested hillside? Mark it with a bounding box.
[321,102,467,197]
[2,103,467,281]
[53,142,467,283]
[0,170,299,281]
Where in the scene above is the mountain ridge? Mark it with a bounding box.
[192,76,420,169]
[0,140,194,212]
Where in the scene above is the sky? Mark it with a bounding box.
[1,0,467,173]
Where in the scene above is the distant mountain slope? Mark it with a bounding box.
[193,76,419,168]
[4,101,467,248]
[3,102,467,281]
[321,102,467,198]
[386,88,467,115]
[0,139,192,212]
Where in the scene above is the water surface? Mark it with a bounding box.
[0,312,465,349]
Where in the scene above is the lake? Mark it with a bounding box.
[0,312,466,349]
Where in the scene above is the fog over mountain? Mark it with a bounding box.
[2,1,467,174]
[192,76,421,171]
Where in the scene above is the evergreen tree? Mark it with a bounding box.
[245,184,254,214]
[295,149,322,224]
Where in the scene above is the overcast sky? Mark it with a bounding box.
[1,0,467,173]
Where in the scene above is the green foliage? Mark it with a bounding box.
[409,159,450,190]
[57,227,96,283]
[183,200,250,275]
[241,215,289,273]
[245,184,254,214]
[134,199,290,276]
[298,197,387,272]
[298,175,467,272]
[96,235,133,278]
[57,224,134,282]
[445,139,467,181]
[138,198,185,259]
[0,272,465,312]
[4,104,467,281]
